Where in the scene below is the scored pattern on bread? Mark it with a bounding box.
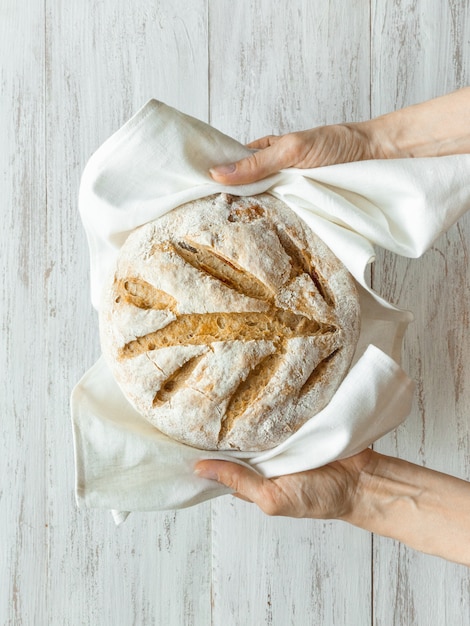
[274,225,334,306]
[116,285,335,360]
[118,308,334,358]
[115,277,177,312]
[173,239,273,301]
[218,351,284,442]
[299,347,341,396]
[115,247,339,440]
[100,193,361,451]
[153,353,206,407]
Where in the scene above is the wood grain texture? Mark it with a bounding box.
[371,1,470,624]
[371,0,470,113]
[2,0,470,624]
[209,0,371,141]
[211,504,372,626]
[0,2,48,624]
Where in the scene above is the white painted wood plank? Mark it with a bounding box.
[0,2,48,625]
[209,0,371,142]
[371,1,470,623]
[371,0,470,113]
[44,1,210,624]
[212,503,373,626]
[208,2,372,624]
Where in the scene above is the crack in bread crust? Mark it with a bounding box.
[115,277,177,312]
[218,350,284,443]
[274,226,334,306]
[153,354,206,406]
[118,307,336,360]
[298,348,341,398]
[173,239,273,301]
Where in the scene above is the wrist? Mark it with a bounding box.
[339,119,399,161]
[353,88,470,160]
[365,108,440,159]
[337,449,385,526]
[339,451,470,565]
[348,117,402,160]
[340,452,412,526]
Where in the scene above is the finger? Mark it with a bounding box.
[233,493,254,503]
[209,143,289,185]
[245,135,280,150]
[194,460,271,506]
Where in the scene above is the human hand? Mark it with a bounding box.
[194,448,375,520]
[210,88,470,186]
[196,447,470,566]
[209,122,376,185]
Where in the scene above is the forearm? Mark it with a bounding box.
[343,451,470,566]
[355,87,470,159]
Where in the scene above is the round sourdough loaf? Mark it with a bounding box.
[99,193,361,451]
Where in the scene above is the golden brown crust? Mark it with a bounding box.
[99,193,361,451]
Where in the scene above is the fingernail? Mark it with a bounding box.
[194,468,219,481]
[210,163,236,176]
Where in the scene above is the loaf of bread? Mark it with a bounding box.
[99,193,361,451]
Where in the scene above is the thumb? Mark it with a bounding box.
[194,460,268,503]
[209,145,285,185]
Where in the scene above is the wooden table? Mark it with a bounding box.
[2,1,469,624]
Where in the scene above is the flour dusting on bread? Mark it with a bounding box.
[99,193,360,451]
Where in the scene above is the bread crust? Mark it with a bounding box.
[99,193,361,451]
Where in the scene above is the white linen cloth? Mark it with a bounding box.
[71,100,470,521]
